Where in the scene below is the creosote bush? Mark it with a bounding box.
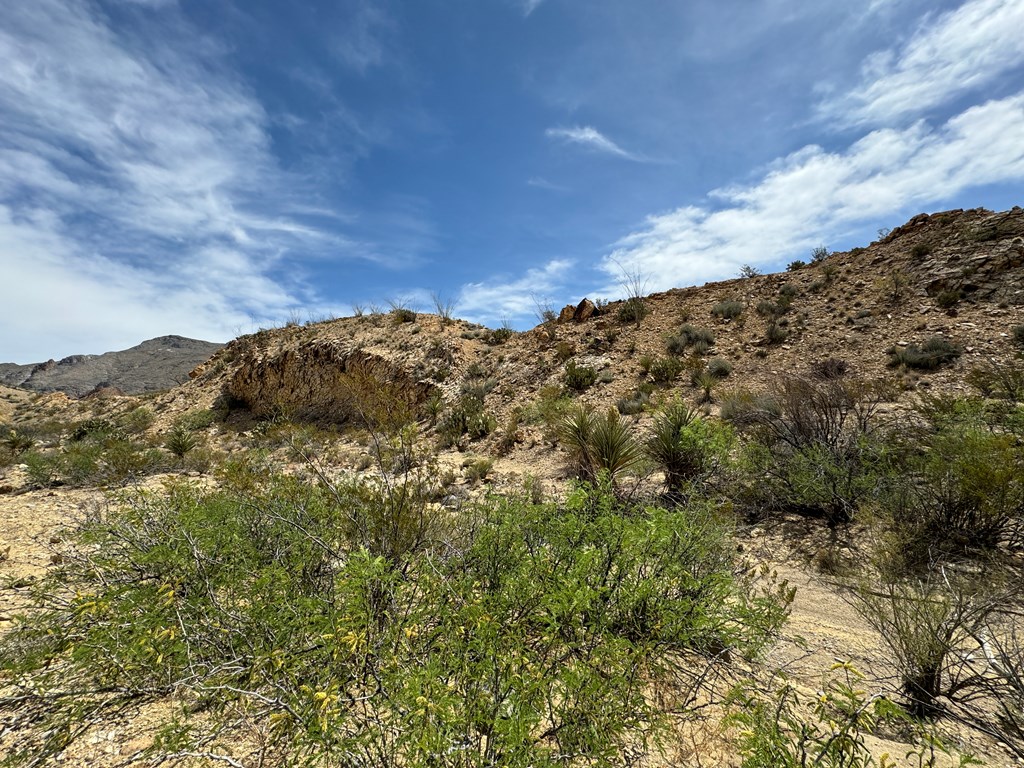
[0,468,790,766]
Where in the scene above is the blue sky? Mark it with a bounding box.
[2,0,1024,362]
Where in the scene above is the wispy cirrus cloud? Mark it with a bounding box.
[604,93,1024,292]
[820,0,1024,127]
[0,0,405,362]
[546,126,640,160]
[522,0,547,17]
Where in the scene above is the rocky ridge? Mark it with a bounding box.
[0,335,223,398]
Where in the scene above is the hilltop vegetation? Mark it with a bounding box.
[1,207,1024,766]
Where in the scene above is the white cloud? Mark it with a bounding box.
[546,126,638,160]
[604,93,1024,292]
[821,0,1024,126]
[457,259,574,326]
[0,0,344,361]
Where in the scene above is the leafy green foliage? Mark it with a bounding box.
[0,476,788,766]
[878,409,1024,566]
[728,378,892,524]
[728,663,977,767]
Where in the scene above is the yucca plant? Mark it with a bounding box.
[557,405,641,487]
[646,401,732,496]
[165,424,198,461]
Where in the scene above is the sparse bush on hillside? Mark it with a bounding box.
[967,358,1024,402]
[739,264,760,279]
[712,300,744,320]
[876,407,1024,567]
[649,356,684,384]
[810,358,850,380]
[911,242,933,258]
[811,245,829,262]
[617,296,648,325]
[936,289,962,309]
[787,259,806,271]
[616,389,651,415]
[391,306,417,324]
[563,359,597,391]
[888,336,962,370]
[1012,324,1024,348]
[728,378,892,524]
[764,321,789,346]
[849,572,1010,719]
[666,324,715,356]
[707,357,733,379]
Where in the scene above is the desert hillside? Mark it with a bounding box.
[0,335,224,398]
[1,206,1023,767]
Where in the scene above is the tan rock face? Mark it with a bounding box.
[228,339,434,423]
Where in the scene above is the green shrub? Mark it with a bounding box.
[649,356,683,384]
[463,456,494,483]
[616,390,651,415]
[0,477,788,766]
[617,296,648,325]
[711,300,744,320]
[786,259,806,271]
[174,408,219,432]
[911,242,933,257]
[935,289,961,309]
[666,324,715,355]
[727,378,892,524]
[707,357,733,379]
[811,245,829,262]
[728,663,969,767]
[554,340,575,362]
[879,414,1024,566]
[562,359,597,391]
[119,406,156,434]
[2,428,34,456]
[887,336,961,370]
[486,326,514,345]
[645,401,733,495]
[391,307,417,323]
[764,321,788,345]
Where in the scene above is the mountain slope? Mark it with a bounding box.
[0,335,223,397]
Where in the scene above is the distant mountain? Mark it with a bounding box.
[0,336,224,397]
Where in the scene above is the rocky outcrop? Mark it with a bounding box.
[227,340,435,424]
[558,298,602,323]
